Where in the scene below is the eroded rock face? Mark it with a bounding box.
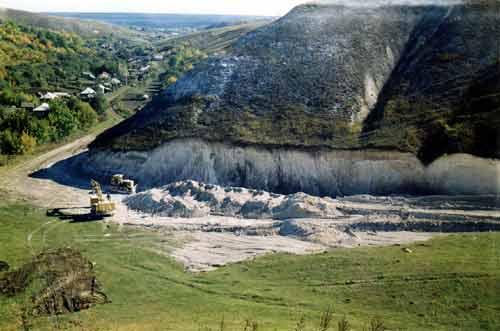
[124,180,343,219]
[86,139,500,196]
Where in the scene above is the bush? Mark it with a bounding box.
[0,129,21,154]
[91,94,109,116]
[19,132,37,154]
[48,102,77,141]
[74,100,98,129]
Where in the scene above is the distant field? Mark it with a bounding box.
[0,203,499,330]
[46,13,273,30]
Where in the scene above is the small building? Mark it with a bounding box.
[33,103,50,115]
[21,102,35,110]
[83,71,96,80]
[53,92,71,98]
[41,92,71,100]
[41,92,57,100]
[97,84,106,94]
[142,94,149,100]
[99,72,111,80]
[153,54,164,61]
[139,65,150,73]
[111,78,121,86]
[80,87,96,99]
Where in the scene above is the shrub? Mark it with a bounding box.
[19,131,36,154]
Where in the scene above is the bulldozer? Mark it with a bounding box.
[90,179,116,217]
[110,174,137,194]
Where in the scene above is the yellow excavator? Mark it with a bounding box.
[90,179,116,217]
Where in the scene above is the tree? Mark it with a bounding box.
[48,102,77,141]
[74,101,98,129]
[19,131,36,154]
[28,119,51,145]
[90,94,109,116]
[0,129,21,154]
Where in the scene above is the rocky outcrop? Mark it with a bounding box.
[86,139,500,196]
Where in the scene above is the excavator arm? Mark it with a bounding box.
[91,179,104,200]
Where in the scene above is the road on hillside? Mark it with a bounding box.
[0,134,94,208]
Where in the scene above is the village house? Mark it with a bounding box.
[153,54,164,61]
[82,71,96,80]
[99,72,111,80]
[20,102,35,111]
[40,92,71,100]
[33,103,50,116]
[80,87,97,99]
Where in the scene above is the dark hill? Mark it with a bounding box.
[91,2,500,164]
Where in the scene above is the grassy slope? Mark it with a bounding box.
[157,20,272,55]
[0,203,499,330]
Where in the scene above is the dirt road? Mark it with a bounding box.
[1,134,95,208]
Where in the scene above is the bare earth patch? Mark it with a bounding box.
[2,142,499,273]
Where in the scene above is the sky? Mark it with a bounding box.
[0,0,306,16]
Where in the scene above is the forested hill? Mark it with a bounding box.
[0,18,130,159]
[0,21,124,99]
[0,7,139,38]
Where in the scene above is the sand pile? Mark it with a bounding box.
[124,180,342,219]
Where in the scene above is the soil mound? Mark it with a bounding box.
[0,248,108,316]
[125,180,342,219]
[0,261,9,272]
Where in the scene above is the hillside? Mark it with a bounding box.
[85,2,500,196]
[49,12,273,31]
[92,3,499,162]
[0,7,140,39]
[157,20,273,55]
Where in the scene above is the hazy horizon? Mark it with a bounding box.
[0,0,305,17]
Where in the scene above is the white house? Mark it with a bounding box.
[111,78,121,86]
[41,92,71,100]
[153,54,164,61]
[99,72,111,80]
[83,71,96,80]
[33,103,50,114]
[97,84,106,94]
[80,87,97,99]
[40,92,57,100]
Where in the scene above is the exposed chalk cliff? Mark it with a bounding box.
[85,139,499,196]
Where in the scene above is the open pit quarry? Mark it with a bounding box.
[10,1,499,272]
[110,180,500,272]
[85,139,500,197]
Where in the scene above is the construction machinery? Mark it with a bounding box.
[90,179,116,217]
[110,174,137,194]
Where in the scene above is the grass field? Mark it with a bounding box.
[0,203,499,330]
